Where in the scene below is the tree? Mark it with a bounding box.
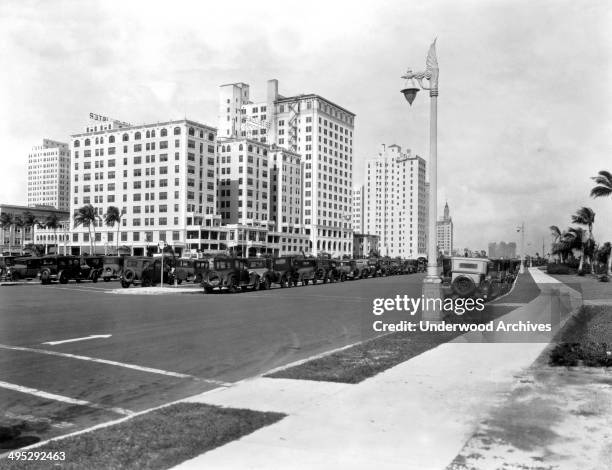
[0,213,14,253]
[22,211,38,248]
[104,206,123,252]
[45,214,61,255]
[567,227,587,272]
[596,241,612,276]
[590,170,612,199]
[549,225,562,262]
[571,207,596,271]
[13,216,24,250]
[73,204,99,254]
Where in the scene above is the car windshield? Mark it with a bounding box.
[247,259,266,269]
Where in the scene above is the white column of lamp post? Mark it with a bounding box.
[516,222,525,273]
[402,39,443,321]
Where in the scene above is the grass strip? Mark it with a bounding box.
[549,305,612,367]
[0,403,285,470]
[267,274,541,384]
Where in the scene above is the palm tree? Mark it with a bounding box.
[597,241,612,276]
[73,204,99,254]
[567,227,587,272]
[22,211,38,248]
[549,225,562,262]
[104,206,123,252]
[0,213,14,253]
[45,214,60,255]
[571,207,596,271]
[590,170,612,199]
[13,216,24,250]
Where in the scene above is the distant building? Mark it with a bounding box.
[0,204,70,254]
[363,144,426,258]
[352,184,364,234]
[27,139,71,211]
[353,233,379,259]
[436,202,453,255]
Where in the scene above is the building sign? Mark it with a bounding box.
[89,112,109,122]
[89,113,131,127]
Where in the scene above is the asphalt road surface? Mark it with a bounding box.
[0,272,540,448]
[0,274,426,446]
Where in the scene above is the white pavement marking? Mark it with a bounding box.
[0,380,133,416]
[0,343,230,386]
[43,334,112,346]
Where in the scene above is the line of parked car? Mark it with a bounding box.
[0,254,422,290]
[0,253,520,301]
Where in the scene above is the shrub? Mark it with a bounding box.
[547,263,570,275]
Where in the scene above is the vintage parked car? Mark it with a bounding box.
[448,257,493,299]
[246,257,270,289]
[201,257,259,293]
[264,256,295,288]
[139,258,175,287]
[82,256,104,282]
[38,256,91,284]
[315,258,340,283]
[353,259,371,279]
[101,256,124,282]
[192,259,210,284]
[119,256,154,288]
[174,258,195,284]
[290,257,317,286]
[336,260,361,281]
[6,256,42,280]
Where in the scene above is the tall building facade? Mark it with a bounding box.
[69,118,221,256]
[27,139,71,211]
[363,144,427,258]
[436,202,453,255]
[352,184,364,233]
[216,138,309,256]
[218,79,355,257]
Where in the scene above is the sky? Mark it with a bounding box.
[1,0,610,255]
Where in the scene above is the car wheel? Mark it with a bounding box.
[341,273,346,282]
[142,277,152,287]
[204,286,213,294]
[195,274,202,284]
[452,276,476,297]
[121,280,130,288]
[262,276,271,290]
[177,279,182,285]
[59,271,69,284]
[92,273,99,283]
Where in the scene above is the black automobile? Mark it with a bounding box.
[38,256,88,284]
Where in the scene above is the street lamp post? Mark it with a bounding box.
[516,222,525,273]
[402,39,443,321]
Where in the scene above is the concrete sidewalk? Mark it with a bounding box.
[171,268,581,470]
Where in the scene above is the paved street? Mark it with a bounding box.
[0,275,426,444]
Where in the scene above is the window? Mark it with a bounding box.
[109,135,115,143]
[135,132,141,140]
[161,128,167,137]
[173,127,181,135]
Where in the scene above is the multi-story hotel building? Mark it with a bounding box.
[27,139,71,211]
[69,116,223,256]
[352,184,364,234]
[219,79,355,257]
[216,138,309,256]
[363,144,427,259]
[436,202,454,256]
